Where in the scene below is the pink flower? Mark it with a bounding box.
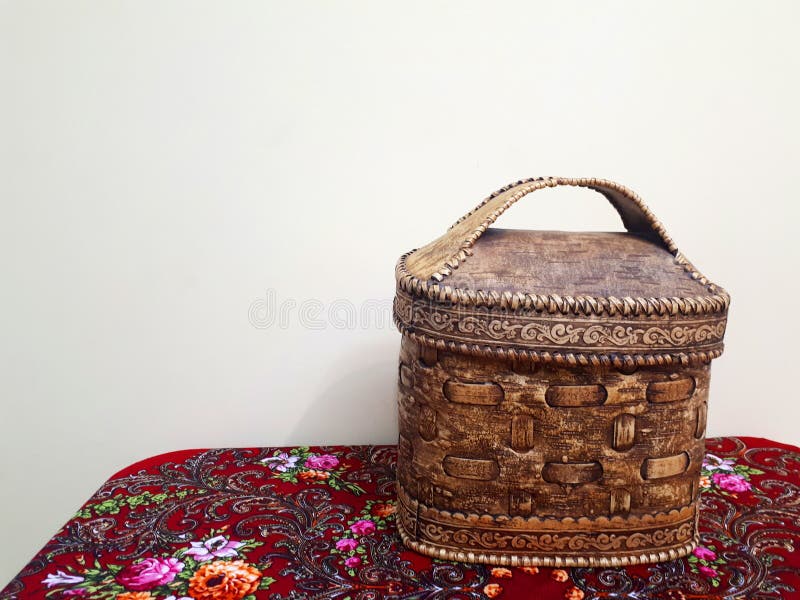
[712,472,751,493]
[62,590,87,597]
[184,535,244,562]
[692,546,717,561]
[350,519,376,536]
[698,565,718,578]
[335,538,359,552]
[344,556,362,568]
[305,454,340,470]
[115,557,184,591]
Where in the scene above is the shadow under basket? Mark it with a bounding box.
[392,177,729,567]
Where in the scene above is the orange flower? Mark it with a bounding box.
[371,503,396,518]
[491,567,513,579]
[564,587,585,600]
[117,593,152,600]
[298,469,329,482]
[521,566,539,575]
[551,569,569,582]
[188,559,262,600]
[483,583,503,598]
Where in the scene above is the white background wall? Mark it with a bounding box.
[2,0,799,584]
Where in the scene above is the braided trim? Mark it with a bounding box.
[402,177,730,315]
[436,177,678,280]
[451,177,673,243]
[396,253,730,317]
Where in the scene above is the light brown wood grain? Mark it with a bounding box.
[393,178,729,567]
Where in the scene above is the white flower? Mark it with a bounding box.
[42,570,84,587]
[261,452,302,472]
[702,454,735,472]
[184,535,244,562]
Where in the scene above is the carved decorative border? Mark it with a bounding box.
[397,483,699,567]
[396,519,698,568]
[394,290,726,365]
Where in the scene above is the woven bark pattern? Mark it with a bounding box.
[396,334,708,566]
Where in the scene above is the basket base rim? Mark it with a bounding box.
[396,517,698,567]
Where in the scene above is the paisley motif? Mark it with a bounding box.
[3,438,799,599]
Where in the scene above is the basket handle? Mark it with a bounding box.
[405,177,679,282]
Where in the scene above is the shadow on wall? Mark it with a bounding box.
[287,339,399,446]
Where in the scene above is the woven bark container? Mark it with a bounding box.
[392,177,729,567]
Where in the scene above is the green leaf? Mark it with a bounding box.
[258,576,276,590]
[347,484,366,496]
[182,556,199,572]
[736,466,763,475]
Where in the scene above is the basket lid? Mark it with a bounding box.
[394,177,729,367]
